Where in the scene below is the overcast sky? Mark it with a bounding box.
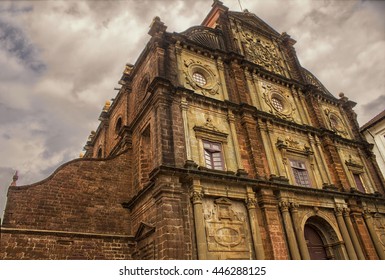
[0,0,384,217]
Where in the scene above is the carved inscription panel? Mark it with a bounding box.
[203,197,253,259]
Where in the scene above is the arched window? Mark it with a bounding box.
[115,117,122,134]
[97,147,103,158]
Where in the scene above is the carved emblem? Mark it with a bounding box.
[241,31,285,76]
[204,198,248,252]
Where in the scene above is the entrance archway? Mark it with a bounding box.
[304,216,345,260]
[304,224,328,260]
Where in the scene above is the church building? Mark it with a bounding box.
[1,1,385,260]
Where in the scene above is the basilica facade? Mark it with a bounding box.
[1,1,385,260]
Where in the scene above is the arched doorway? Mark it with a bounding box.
[304,216,345,260]
[304,224,328,260]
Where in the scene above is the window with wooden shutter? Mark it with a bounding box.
[353,173,365,193]
[290,159,311,187]
[203,140,224,171]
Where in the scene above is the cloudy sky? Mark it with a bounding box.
[0,0,384,217]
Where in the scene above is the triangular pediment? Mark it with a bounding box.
[229,11,280,37]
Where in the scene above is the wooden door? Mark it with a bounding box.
[304,225,328,260]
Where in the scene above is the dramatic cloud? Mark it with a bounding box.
[0,0,384,217]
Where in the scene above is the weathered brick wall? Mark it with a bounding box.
[257,189,289,259]
[1,151,133,259]
[128,173,193,260]
[1,230,133,260]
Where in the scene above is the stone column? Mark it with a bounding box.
[335,207,357,260]
[216,57,230,100]
[228,111,244,172]
[266,123,286,178]
[290,203,310,260]
[180,97,192,161]
[363,210,385,260]
[290,86,306,124]
[279,201,301,260]
[314,135,333,184]
[191,188,207,260]
[343,208,365,259]
[244,70,260,108]
[258,120,278,176]
[246,195,265,259]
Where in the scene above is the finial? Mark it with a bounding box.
[102,100,111,112]
[148,16,167,36]
[11,171,18,186]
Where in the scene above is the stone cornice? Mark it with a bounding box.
[141,165,385,205]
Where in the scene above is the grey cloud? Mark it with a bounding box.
[0,19,45,73]
[361,94,385,120]
[0,103,25,125]
[2,133,11,140]
[0,3,33,14]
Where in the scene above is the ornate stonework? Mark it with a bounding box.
[183,58,220,96]
[324,108,347,136]
[240,30,285,76]
[203,198,250,253]
[261,82,296,121]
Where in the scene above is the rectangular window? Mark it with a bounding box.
[290,159,311,187]
[353,173,365,193]
[203,140,224,170]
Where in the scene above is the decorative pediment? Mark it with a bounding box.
[134,222,156,241]
[345,155,363,169]
[229,11,280,37]
[193,116,228,142]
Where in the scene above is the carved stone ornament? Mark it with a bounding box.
[276,136,314,166]
[261,83,296,121]
[241,31,285,76]
[183,59,220,96]
[334,206,344,216]
[193,116,228,143]
[279,200,290,212]
[345,155,363,169]
[245,197,257,209]
[204,198,248,252]
[204,116,219,131]
[191,191,203,203]
[285,136,300,149]
[324,108,347,136]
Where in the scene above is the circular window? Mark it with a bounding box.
[192,72,207,86]
[271,97,284,112]
[329,113,345,133]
